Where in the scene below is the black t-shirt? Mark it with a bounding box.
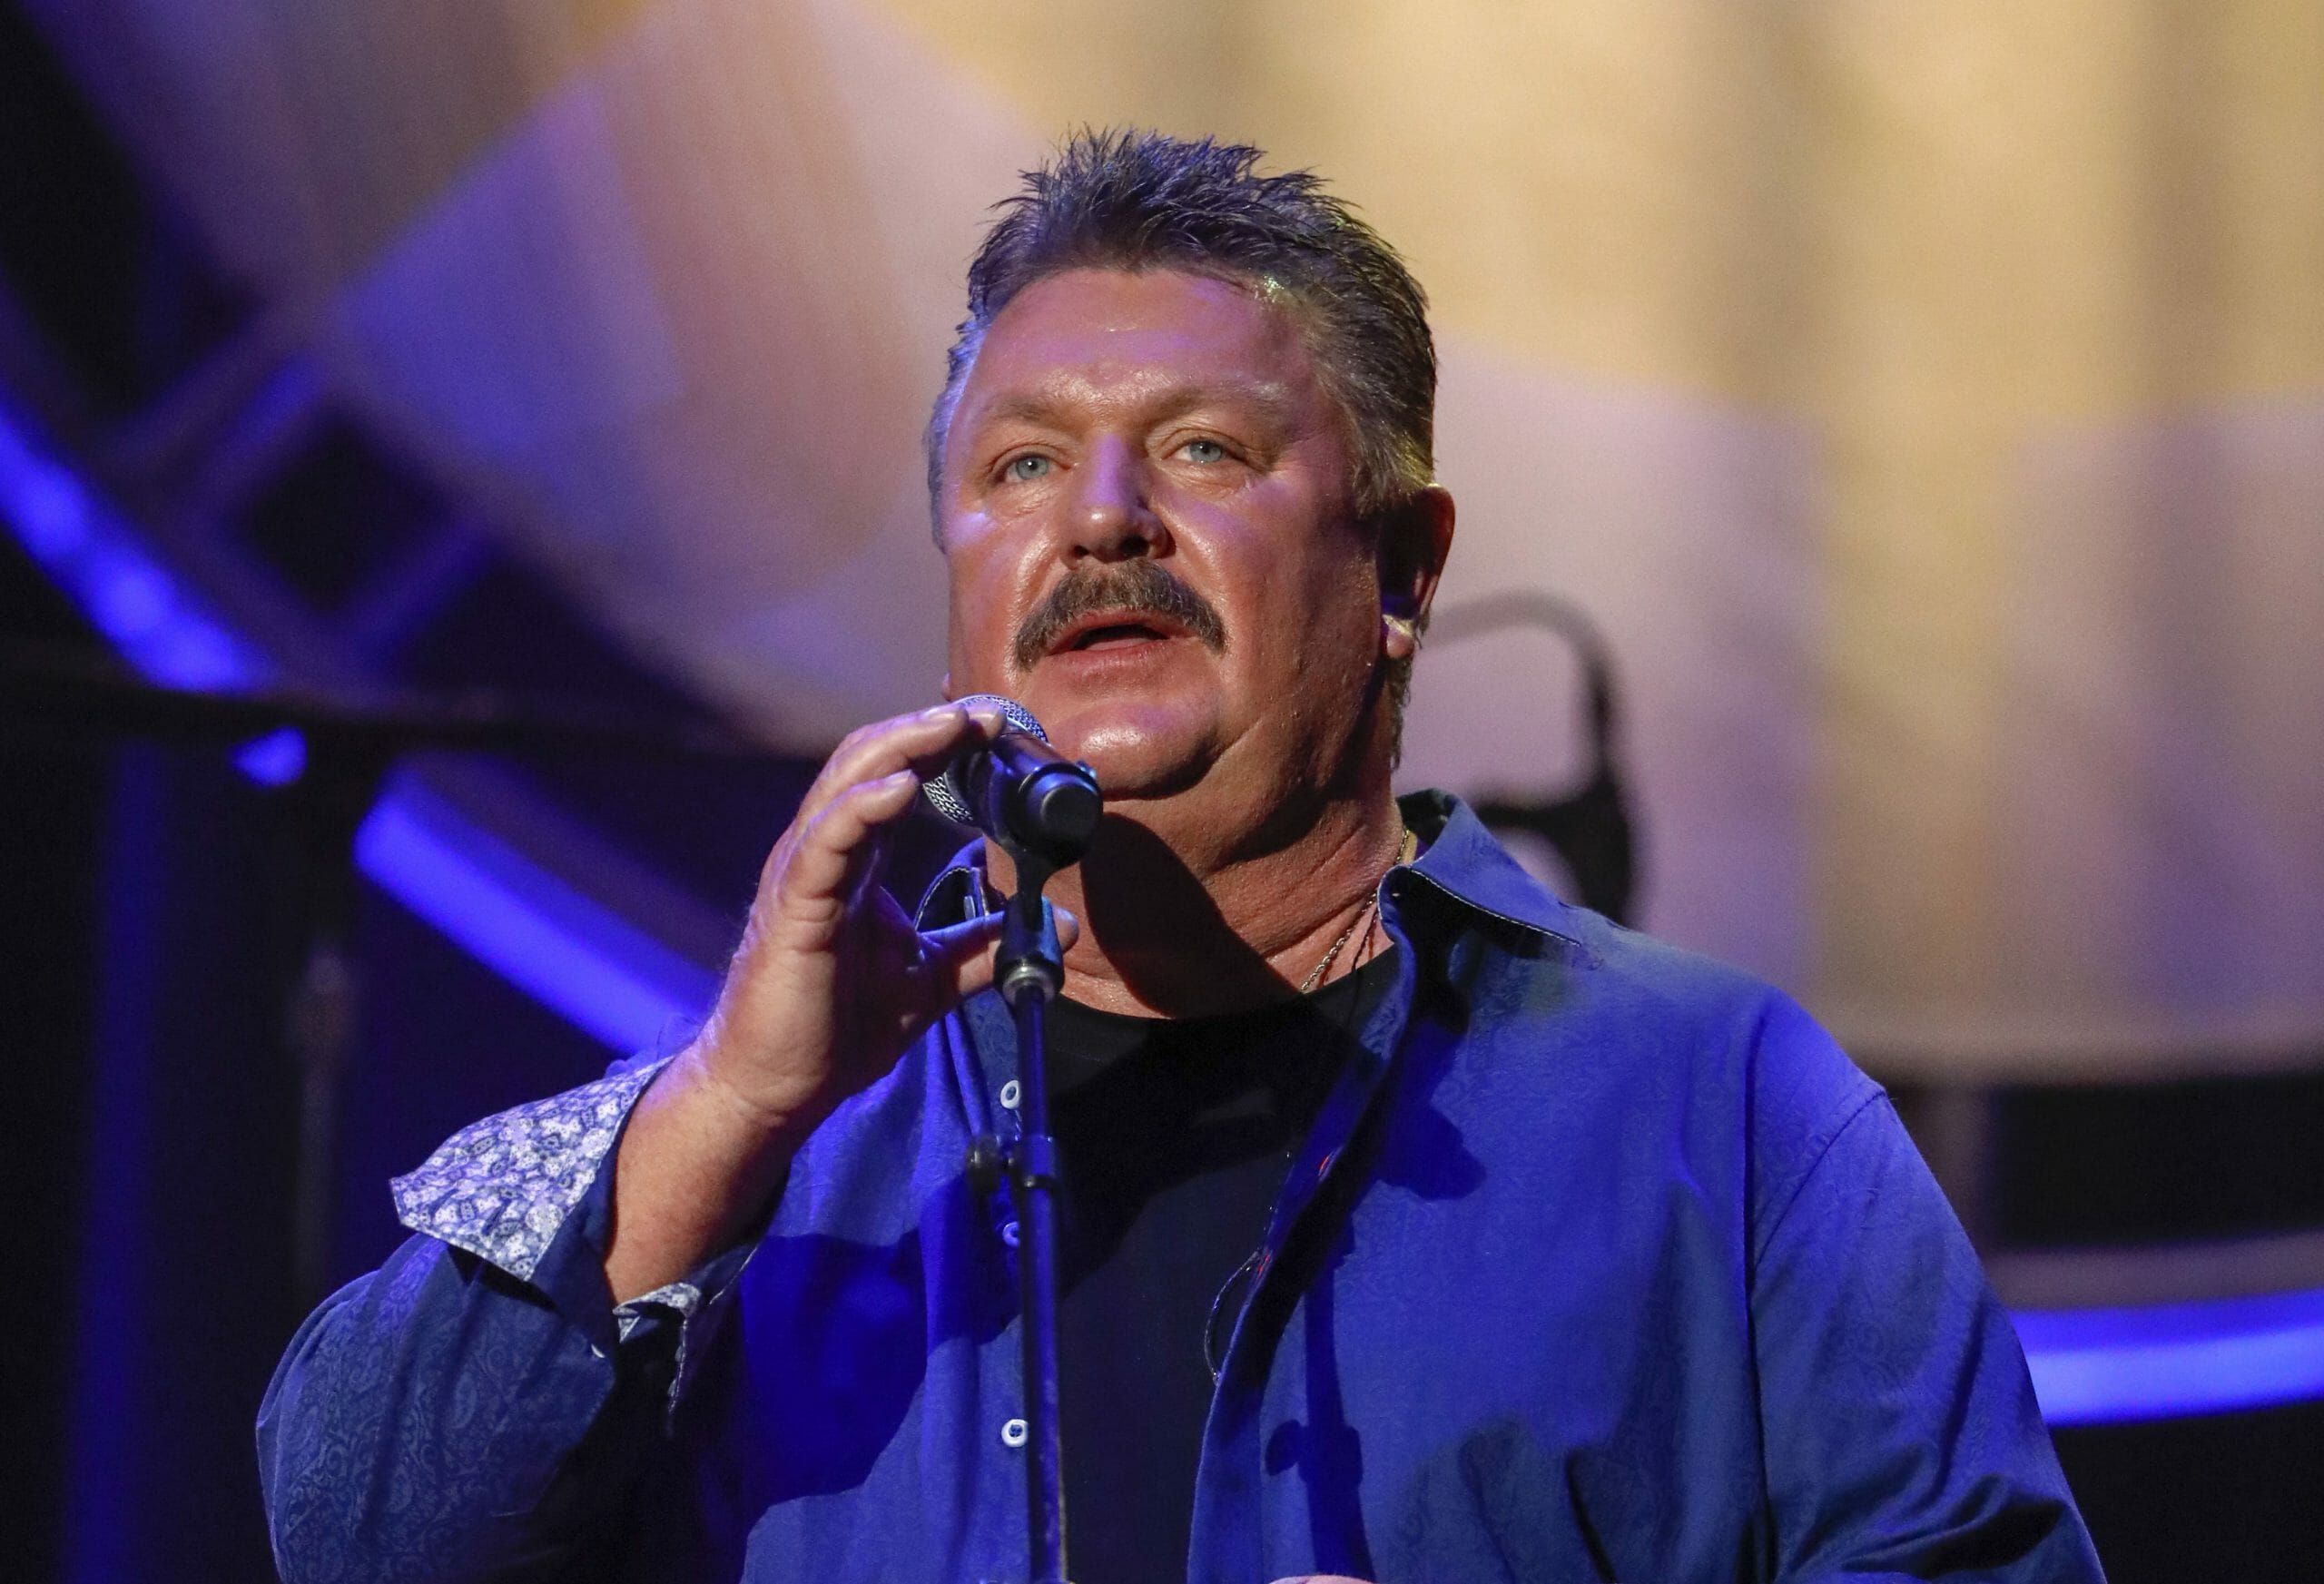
[1047,949,1400,1584]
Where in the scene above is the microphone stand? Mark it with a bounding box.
[942,706,1098,1584]
[988,849,1073,1584]
[1,643,783,1310]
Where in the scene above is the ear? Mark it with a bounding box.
[1377,486,1455,661]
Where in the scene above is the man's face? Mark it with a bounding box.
[939,267,1388,820]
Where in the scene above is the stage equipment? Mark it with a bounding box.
[0,643,777,1307]
[923,694,1103,865]
[933,694,1098,1584]
[1430,592,1639,925]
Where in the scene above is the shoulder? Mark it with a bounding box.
[1433,861,1854,1100]
[1402,790,1839,1084]
[1566,906,1864,1082]
[1413,837,1882,1210]
[1557,912,1894,1256]
[1554,903,1879,1127]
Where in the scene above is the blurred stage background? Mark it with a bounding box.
[2,1,2320,1579]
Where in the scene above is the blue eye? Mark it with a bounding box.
[1180,438,1227,464]
[1005,454,1052,482]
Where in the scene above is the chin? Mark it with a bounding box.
[1040,698,1216,802]
[1081,744,1212,802]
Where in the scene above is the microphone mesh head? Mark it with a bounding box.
[923,694,1046,825]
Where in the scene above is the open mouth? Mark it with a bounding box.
[1050,613,1184,655]
[1068,621,1169,651]
[1010,563,1227,671]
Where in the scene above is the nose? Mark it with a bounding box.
[1066,437,1169,562]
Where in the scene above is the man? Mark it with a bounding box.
[260,131,2102,1583]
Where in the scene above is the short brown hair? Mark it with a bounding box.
[926,129,1437,531]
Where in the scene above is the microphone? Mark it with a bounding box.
[923,694,1103,866]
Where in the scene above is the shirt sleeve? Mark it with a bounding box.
[385,1056,746,1376]
[1748,1002,2105,1582]
[256,1056,762,1584]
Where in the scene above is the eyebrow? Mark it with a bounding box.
[970,379,1297,436]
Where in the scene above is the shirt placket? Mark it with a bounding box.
[1187,871,1424,1584]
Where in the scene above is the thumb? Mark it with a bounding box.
[929,903,1082,1004]
[924,913,1006,1003]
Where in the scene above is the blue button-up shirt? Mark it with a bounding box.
[259,792,2102,1582]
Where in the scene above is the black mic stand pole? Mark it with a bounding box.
[990,848,1072,1584]
[942,710,1098,1584]
[1,644,785,1311]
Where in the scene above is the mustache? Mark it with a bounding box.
[1010,559,1228,672]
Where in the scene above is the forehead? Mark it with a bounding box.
[951,266,1325,428]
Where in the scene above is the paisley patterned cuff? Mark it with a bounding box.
[391,1058,668,1281]
[614,1279,702,1342]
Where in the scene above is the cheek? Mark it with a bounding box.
[942,544,1009,674]
[945,527,1053,683]
[1229,549,1377,704]
[1302,564,1391,717]
[1285,540,1380,650]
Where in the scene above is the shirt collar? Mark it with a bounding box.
[914,789,1578,946]
[913,855,996,930]
[1393,788,1579,942]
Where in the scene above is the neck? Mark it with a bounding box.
[988,780,1408,1019]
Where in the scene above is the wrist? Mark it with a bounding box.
[663,1036,827,1163]
[606,1042,809,1301]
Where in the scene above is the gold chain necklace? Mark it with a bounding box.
[1296,826,1416,994]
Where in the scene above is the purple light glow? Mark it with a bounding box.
[356,778,715,1050]
[2015,1287,2324,1425]
[0,395,709,1050]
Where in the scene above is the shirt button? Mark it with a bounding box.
[1000,1079,1021,1110]
[1000,1417,1029,1449]
[1000,1220,1021,1248]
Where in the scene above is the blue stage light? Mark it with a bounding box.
[2016,1286,2324,1425]
[356,779,715,1050]
[235,727,308,785]
[0,394,710,1051]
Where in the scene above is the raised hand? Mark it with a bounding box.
[604,701,1064,1299]
[684,700,1015,1136]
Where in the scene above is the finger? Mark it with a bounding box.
[793,702,1008,830]
[845,801,899,914]
[937,902,1079,1003]
[775,769,925,922]
[922,913,1009,1003]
